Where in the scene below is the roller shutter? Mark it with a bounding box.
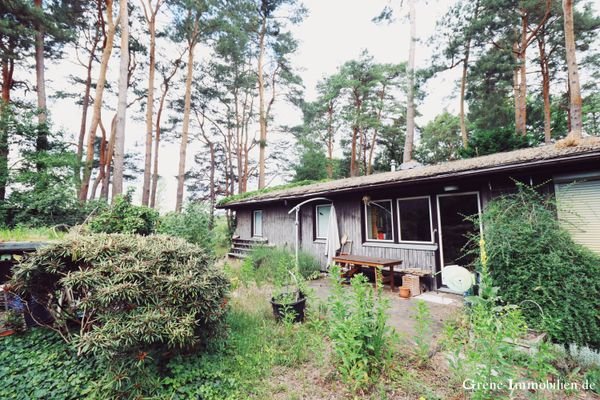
[555,179,600,253]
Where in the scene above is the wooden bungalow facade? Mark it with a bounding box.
[219,139,600,290]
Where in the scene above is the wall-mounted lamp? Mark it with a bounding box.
[444,185,459,192]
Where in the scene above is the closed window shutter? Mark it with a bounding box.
[556,179,600,253]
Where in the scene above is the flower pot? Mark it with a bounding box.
[0,329,15,337]
[270,292,306,323]
[399,286,411,299]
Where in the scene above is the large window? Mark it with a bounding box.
[252,210,263,237]
[397,197,433,242]
[315,204,331,240]
[365,200,394,241]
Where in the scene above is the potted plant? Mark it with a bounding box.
[270,253,307,323]
[1,310,25,337]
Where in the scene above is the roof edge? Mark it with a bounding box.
[217,150,600,209]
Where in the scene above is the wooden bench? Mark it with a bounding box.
[332,255,403,291]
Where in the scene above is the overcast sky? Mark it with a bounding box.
[50,0,460,211]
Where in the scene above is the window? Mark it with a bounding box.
[365,200,394,241]
[397,197,433,242]
[252,210,263,237]
[315,204,331,239]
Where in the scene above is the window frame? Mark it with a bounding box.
[396,195,434,244]
[364,199,395,243]
[252,210,263,238]
[315,203,332,240]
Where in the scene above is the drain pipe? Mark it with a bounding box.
[288,197,331,269]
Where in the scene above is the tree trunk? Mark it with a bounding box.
[563,0,583,139]
[257,14,268,189]
[150,50,180,208]
[141,0,162,205]
[459,0,478,148]
[538,33,552,143]
[326,102,334,178]
[90,117,108,200]
[34,0,49,155]
[512,46,521,135]
[176,25,198,212]
[516,12,528,136]
[101,115,117,199]
[79,0,117,201]
[76,25,100,189]
[111,0,129,200]
[403,0,416,163]
[0,54,14,201]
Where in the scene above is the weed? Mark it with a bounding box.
[328,266,396,393]
[413,300,432,366]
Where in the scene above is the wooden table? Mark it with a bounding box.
[332,255,403,291]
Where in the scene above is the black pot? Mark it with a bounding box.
[270,292,306,323]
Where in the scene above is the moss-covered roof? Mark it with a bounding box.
[218,138,600,209]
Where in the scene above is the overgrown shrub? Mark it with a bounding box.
[89,191,158,235]
[241,245,321,285]
[158,203,214,253]
[328,266,396,393]
[478,184,600,347]
[9,234,229,359]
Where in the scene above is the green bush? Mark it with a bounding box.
[241,245,321,285]
[478,184,600,347]
[10,234,229,359]
[328,266,396,393]
[89,192,158,235]
[158,203,214,253]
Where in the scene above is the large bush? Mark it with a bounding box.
[479,185,600,347]
[89,192,158,235]
[9,234,229,358]
[158,203,214,252]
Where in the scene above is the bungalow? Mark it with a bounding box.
[218,138,600,291]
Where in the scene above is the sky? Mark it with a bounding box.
[50,0,461,211]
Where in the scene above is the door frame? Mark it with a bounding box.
[435,191,482,287]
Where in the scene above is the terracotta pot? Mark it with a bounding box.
[399,286,411,299]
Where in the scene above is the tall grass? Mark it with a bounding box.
[0,226,64,241]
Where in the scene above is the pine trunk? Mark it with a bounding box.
[257,15,267,189]
[327,102,334,178]
[563,0,583,138]
[141,2,159,206]
[111,0,129,200]
[516,12,528,136]
[176,31,197,212]
[34,0,48,155]
[538,34,552,143]
[403,0,416,163]
[101,115,117,199]
[0,54,14,201]
[76,27,100,188]
[79,0,116,201]
[459,45,470,147]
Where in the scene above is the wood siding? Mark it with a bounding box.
[231,162,598,290]
[235,198,436,275]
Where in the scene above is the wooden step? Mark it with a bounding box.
[227,252,248,259]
